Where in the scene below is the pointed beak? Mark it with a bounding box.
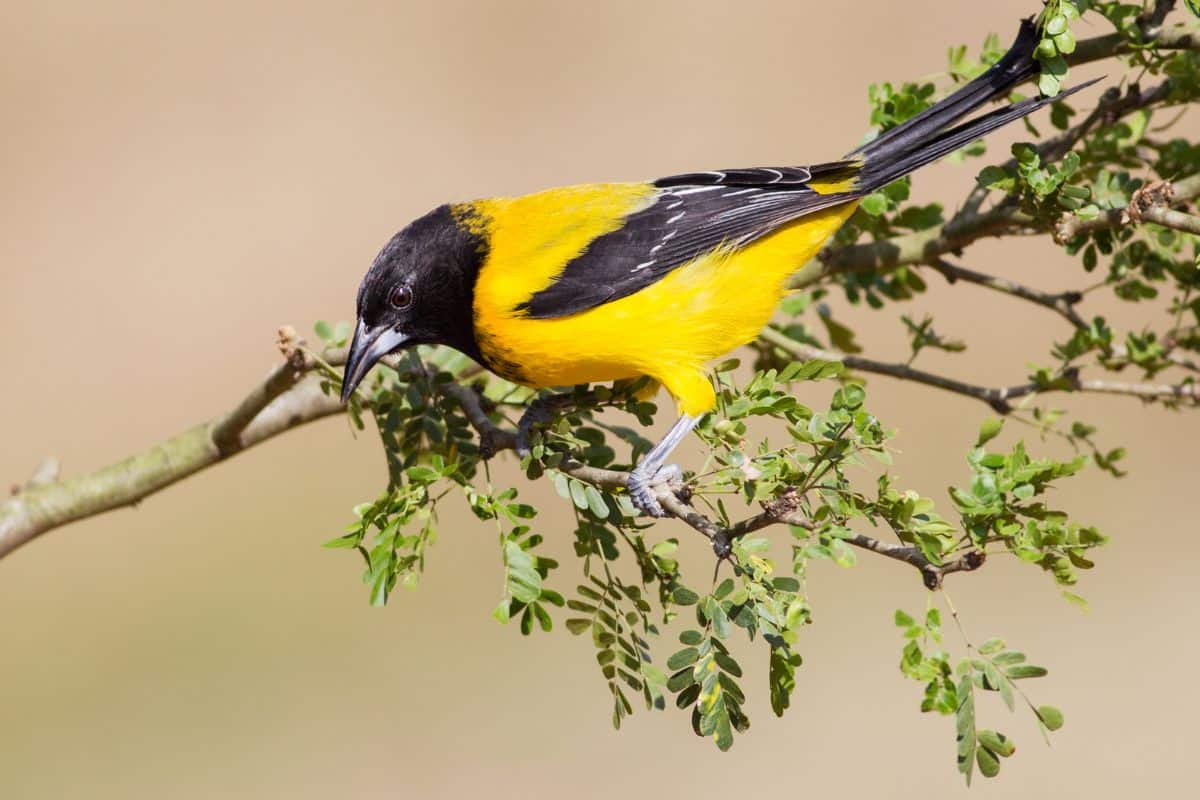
[340,320,409,403]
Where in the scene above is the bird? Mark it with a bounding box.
[340,18,1094,518]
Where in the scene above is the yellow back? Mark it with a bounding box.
[466,183,857,415]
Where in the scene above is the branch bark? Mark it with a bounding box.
[931,258,1086,328]
[1054,174,1200,242]
[0,379,344,560]
[1068,20,1199,69]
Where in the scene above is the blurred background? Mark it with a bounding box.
[2,1,1196,797]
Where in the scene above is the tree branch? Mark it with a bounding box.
[1068,20,1200,69]
[790,202,1032,287]
[929,258,1200,374]
[931,258,1087,328]
[790,70,1193,290]
[1055,174,1200,242]
[726,492,985,589]
[757,326,1199,413]
[791,169,1200,285]
[2,327,991,588]
[957,80,1173,220]
[0,378,344,560]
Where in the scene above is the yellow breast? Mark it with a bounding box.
[467,185,857,416]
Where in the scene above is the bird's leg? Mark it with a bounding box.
[516,393,574,457]
[627,413,702,518]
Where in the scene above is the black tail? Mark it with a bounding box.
[849,17,1098,193]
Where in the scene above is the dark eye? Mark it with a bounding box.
[388,285,413,310]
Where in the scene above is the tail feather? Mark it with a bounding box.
[852,17,1040,162]
[845,17,1098,195]
[855,78,1101,193]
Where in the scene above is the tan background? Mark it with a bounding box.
[2,1,1197,797]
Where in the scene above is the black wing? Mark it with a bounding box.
[517,162,860,319]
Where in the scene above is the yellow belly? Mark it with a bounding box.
[472,192,857,416]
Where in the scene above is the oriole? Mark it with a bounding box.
[341,19,1091,517]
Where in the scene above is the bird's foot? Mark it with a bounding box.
[627,464,682,518]
[516,397,559,457]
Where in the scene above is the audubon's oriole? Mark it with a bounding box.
[341,18,1094,517]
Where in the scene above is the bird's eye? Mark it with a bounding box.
[388,285,413,310]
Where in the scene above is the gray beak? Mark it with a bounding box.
[340,320,409,403]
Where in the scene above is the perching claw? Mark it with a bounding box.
[515,393,574,457]
[626,414,701,517]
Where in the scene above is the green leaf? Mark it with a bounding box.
[668,668,696,693]
[667,647,700,670]
[976,745,1001,778]
[651,539,678,558]
[1038,705,1065,731]
[956,674,977,785]
[711,703,734,751]
[977,165,1014,191]
[861,192,889,216]
[1062,591,1090,612]
[565,618,592,635]
[769,648,800,717]
[503,540,542,604]
[819,313,863,354]
[1044,14,1067,37]
[713,652,743,678]
[710,601,732,639]
[978,729,1015,757]
[785,359,844,381]
[1038,72,1061,97]
[583,484,610,519]
[1005,664,1048,680]
[369,570,392,607]
[977,417,1004,446]
[673,587,700,606]
[568,480,589,511]
[978,637,1005,655]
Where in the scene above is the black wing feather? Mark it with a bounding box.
[518,162,859,319]
[654,165,815,188]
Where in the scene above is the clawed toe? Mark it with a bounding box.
[516,402,555,457]
[626,464,682,518]
[627,470,667,518]
[515,426,535,458]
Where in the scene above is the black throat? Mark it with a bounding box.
[408,204,488,363]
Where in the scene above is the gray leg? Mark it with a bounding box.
[627,413,702,518]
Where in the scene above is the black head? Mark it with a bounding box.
[341,204,487,401]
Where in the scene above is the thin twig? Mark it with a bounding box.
[958,81,1173,220]
[729,493,983,589]
[1055,174,1200,242]
[930,259,1199,373]
[0,378,344,560]
[931,259,1086,328]
[758,326,1199,412]
[1068,21,1200,69]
